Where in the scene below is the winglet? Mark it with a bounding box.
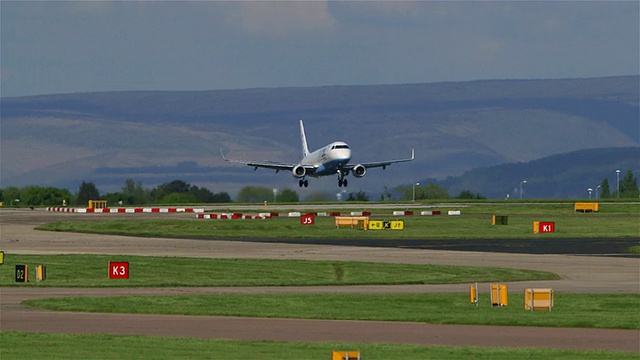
[411,148,415,160]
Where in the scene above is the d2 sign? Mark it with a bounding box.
[109,261,129,279]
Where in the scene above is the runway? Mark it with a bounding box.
[1,209,639,351]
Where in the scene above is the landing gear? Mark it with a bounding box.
[337,170,348,187]
[298,179,308,187]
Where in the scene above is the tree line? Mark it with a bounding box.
[0,178,478,206]
[0,179,231,207]
[2,170,637,206]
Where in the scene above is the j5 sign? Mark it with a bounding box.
[300,214,315,226]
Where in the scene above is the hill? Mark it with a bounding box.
[436,147,639,199]
[1,76,638,197]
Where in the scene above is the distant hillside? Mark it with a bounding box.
[1,76,638,197]
[436,147,639,199]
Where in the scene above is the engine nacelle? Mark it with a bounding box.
[292,165,306,178]
[352,164,367,178]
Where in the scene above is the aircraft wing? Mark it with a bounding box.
[348,149,415,170]
[221,150,308,172]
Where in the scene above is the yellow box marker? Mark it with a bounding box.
[574,202,599,212]
[524,288,554,311]
[490,283,508,307]
[470,282,478,306]
[36,265,46,282]
[332,350,360,360]
[335,217,369,230]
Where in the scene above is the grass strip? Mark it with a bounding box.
[37,210,640,240]
[0,255,559,287]
[2,332,637,360]
[25,293,640,329]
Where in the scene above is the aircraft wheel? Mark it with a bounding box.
[304,180,309,187]
[299,180,303,187]
[343,179,348,187]
[338,179,343,187]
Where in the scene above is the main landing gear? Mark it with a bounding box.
[298,179,309,187]
[337,170,348,187]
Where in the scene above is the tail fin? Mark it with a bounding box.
[300,120,310,158]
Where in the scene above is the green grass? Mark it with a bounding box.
[0,254,559,287]
[37,210,640,240]
[2,332,637,360]
[25,293,640,329]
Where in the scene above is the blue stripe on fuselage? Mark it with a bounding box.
[313,157,351,176]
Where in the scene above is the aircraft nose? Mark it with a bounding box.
[341,149,352,162]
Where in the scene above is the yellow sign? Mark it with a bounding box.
[368,220,404,230]
[0,251,4,265]
[332,350,360,360]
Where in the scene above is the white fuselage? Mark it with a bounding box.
[300,141,351,177]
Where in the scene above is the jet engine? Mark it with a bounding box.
[292,165,306,178]
[352,164,367,178]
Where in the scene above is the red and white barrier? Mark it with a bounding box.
[196,213,270,220]
[47,207,204,214]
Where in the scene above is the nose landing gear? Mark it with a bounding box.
[337,170,348,187]
[298,179,309,187]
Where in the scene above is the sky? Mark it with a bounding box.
[1,1,638,98]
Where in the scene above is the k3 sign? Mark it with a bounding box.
[109,261,130,279]
[300,214,315,226]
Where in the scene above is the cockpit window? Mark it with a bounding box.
[333,145,350,149]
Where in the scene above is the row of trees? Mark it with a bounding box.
[396,183,486,201]
[1,179,231,207]
[0,180,478,207]
[0,179,456,206]
[0,186,73,207]
[4,171,637,206]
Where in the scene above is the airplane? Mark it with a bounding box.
[221,120,414,188]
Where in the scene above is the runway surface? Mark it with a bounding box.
[1,209,639,352]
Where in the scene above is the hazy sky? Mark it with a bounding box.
[2,1,638,97]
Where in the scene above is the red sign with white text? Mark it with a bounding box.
[538,222,555,233]
[109,261,129,279]
[300,214,315,226]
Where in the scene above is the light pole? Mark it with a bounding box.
[519,180,527,199]
[616,169,621,198]
[412,182,420,202]
[596,185,601,199]
[587,188,592,199]
[272,188,277,203]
